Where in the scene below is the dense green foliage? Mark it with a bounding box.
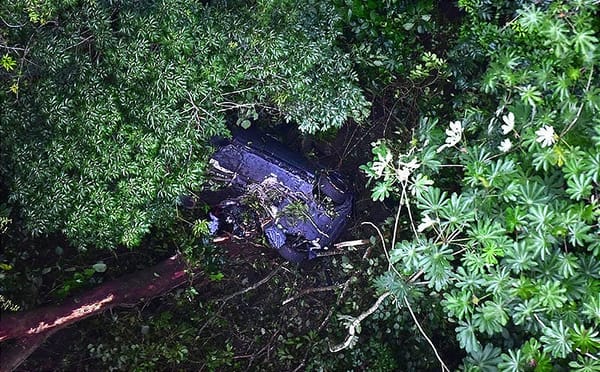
[1,0,599,370]
[1,0,368,249]
[362,0,600,369]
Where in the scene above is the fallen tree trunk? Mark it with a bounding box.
[0,253,193,371]
[0,330,58,372]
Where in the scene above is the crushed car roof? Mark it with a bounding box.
[205,129,353,262]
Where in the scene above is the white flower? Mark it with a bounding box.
[396,167,411,182]
[501,112,515,135]
[498,138,513,152]
[395,158,420,182]
[535,125,557,147]
[446,120,463,140]
[437,120,463,153]
[417,214,439,232]
[404,158,421,170]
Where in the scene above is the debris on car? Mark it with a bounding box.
[199,129,353,263]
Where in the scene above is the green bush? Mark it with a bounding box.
[0,0,368,249]
[361,0,600,369]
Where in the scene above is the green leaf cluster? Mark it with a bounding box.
[362,0,600,369]
[1,0,369,249]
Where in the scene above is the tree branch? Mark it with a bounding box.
[328,291,391,353]
[282,284,343,305]
[217,265,283,303]
[404,296,450,372]
[0,254,191,343]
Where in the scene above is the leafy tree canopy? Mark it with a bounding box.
[0,0,369,249]
[361,0,600,369]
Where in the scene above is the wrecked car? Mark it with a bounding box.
[200,129,353,263]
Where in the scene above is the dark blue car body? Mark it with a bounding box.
[206,129,353,262]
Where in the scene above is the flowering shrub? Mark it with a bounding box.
[361,1,600,369]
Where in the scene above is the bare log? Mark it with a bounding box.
[0,253,190,343]
[0,330,58,372]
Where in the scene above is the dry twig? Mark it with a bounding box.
[404,296,450,372]
[217,266,283,303]
[328,291,392,353]
[282,284,343,305]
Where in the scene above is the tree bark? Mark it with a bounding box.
[0,253,192,371]
[0,330,58,372]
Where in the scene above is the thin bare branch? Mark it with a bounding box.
[0,17,25,28]
[404,296,450,372]
[282,284,343,305]
[329,291,391,353]
[217,266,283,303]
[333,239,370,248]
[361,222,388,261]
